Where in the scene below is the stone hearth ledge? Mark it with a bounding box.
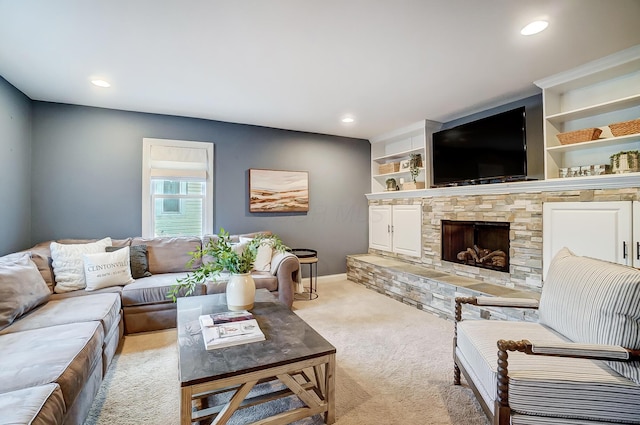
[346,254,540,322]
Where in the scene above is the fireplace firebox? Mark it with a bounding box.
[441,220,510,272]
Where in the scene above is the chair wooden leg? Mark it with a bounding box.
[454,363,461,385]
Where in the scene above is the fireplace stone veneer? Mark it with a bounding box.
[367,187,640,293]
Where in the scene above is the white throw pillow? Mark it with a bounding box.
[239,237,273,272]
[83,247,134,291]
[50,237,112,293]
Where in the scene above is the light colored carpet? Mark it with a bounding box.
[85,276,489,425]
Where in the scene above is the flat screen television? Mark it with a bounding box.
[432,106,527,186]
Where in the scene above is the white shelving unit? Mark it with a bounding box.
[369,120,441,193]
[535,45,640,180]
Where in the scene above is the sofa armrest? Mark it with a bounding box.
[270,252,300,309]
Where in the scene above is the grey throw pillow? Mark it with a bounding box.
[106,245,152,279]
[0,252,51,330]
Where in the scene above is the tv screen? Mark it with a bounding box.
[432,107,527,186]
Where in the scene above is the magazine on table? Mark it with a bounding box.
[199,310,265,350]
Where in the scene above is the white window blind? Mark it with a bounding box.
[142,138,214,237]
[149,145,209,178]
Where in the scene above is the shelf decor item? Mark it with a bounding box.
[409,153,422,183]
[402,181,425,190]
[610,150,640,174]
[379,162,400,174]
[556,128,602,145]
[608,118,640,137]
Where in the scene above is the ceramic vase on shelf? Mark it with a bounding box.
[226,273,256,310]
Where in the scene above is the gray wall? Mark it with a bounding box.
[30,102,371,276]
[440,94,544,181]
[0,77,32,255]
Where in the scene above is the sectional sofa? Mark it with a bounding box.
[0,232,300,425]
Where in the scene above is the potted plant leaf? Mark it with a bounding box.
[403,153,425,190]
[167,228,289,310]
[610,150,640,174]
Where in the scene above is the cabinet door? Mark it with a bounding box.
[392,204,422,257]
[369,205,392,251]
[634,201,640,268]
[543,201,632,278]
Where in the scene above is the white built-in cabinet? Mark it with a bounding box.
[369,204,422,257]
[542,201,640,279]
[535,45,640,181]
[369,120,441,193]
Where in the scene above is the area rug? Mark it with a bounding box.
[84,276,489,425]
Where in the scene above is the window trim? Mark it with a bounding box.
[142,138,214,237]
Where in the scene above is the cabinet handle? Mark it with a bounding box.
[637,242,640,260]
[623,241,628,259]
[387,224,391,233]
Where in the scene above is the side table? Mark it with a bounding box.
[290,248,318,300]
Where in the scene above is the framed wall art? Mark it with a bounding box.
[249,169,309,213]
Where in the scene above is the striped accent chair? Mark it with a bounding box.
[454,247,640,425]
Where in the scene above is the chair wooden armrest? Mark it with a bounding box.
[454,296,539,322]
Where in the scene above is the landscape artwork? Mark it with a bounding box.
[249,169,309,212]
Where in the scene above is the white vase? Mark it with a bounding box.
[226,273,255,311]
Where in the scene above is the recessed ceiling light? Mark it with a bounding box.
[91,79,111,88]
[341,117,355,123]
[520,20,549,36]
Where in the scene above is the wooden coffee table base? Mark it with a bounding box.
[181,354,336,425]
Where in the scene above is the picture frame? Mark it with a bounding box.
[249,169,309,213]
[399,159,411,171]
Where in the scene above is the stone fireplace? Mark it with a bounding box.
[441,220,510,272]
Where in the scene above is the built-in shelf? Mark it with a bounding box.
[546,94,640,125]
[535,45,640,180]
[373,147,424,163]
[546,133,640,154]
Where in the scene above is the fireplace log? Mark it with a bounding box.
[457,251,471,261]
[479,250,506,263]
[467,248,480,262]
[491,256,507,268]
[473,244,491,258]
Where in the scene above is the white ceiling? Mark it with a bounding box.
[1,0,639,140]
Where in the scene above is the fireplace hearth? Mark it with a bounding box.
[441,220,510,272]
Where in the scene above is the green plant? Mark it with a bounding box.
[166,228,289,302]
[409,153,422,183]
[610,150,640,170]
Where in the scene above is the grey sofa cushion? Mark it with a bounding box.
[121,272,194,306]
[0,252,51,331]
[131,236,202,274]
[539,247,640,384]
[0,384,66,425]
[106,244,152,279]
[0,321,103,410]
[0,292,121,338]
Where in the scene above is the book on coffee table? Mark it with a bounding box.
[199,311,265,350]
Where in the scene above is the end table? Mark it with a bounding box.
[290,248,318,300]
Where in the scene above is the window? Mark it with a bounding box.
[142,138,214,237]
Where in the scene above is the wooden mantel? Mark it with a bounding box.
[366,174,640,200]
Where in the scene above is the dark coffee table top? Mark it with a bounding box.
[177,289,336,386]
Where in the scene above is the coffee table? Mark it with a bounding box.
[177,289,336,425]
